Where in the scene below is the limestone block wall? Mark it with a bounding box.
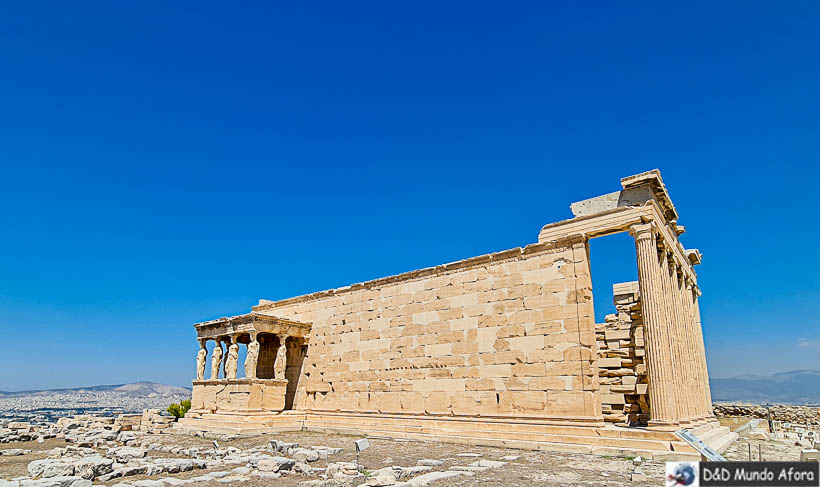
[253,236,602,423]
[596,281,650,425]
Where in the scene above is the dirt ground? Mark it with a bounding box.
[1,431,665,486]
[724,431,817,462]
[0,438,67,479]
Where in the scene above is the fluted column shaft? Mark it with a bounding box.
[674,267,697,422]
[684,281,706,420]
[659,248,688,423]
[692,291,714,418]
[631,223,680,430]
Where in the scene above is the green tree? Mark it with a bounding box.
[167,399,192,420]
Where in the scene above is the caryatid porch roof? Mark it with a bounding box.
[194,312,311,340]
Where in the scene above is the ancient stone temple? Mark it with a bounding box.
[179,170,737,459]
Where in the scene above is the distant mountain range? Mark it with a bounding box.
[0,381,191,398]
[711,370,820,404]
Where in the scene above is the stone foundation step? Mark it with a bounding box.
[689,421,721,437]
[711,432,739,454]
[678,424,738,457]
[177,415,303,435]
[708,429,739,454]
[176,414,704,460]
[304,422,697,457]
[309,421,676,448]
[698,425,730,445]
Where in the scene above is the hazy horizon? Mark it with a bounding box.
[4,369,820,394]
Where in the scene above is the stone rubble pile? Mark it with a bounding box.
[713,404,820,426]
[0,412,177,446]
[595,282,650,425]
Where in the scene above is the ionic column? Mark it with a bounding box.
[196,339,208,381]
[674,266,697,423]
[245,332,260,379]
[630,223,680,431]
[274,334,289,379]
[684,279,706,421]
[659,248,688,424]
[225,334,239,380]
[210,340,223,380]
[692,287,714,419]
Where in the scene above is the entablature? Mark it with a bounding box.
[194,312,311,340]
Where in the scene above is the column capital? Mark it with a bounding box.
[629,222,656,240]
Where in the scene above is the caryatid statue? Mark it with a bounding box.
[210,341,223,380]
[196,340,208,380]
[221,339,230,378]
[274,335,288,379]
[225,338,239,380]
[245,335,260,379]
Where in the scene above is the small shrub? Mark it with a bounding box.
[167,399,192,420]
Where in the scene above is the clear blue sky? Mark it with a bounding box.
[1,2,818,390]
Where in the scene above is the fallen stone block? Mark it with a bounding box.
[450,466,487,472]
[21,476,91,487]
[362,473,397,486]
[270,440,298,453]
[133,481,163,487]
[397,467,432,478]
[471,460,505,468]
[153,459,193,474]
[159,478,189,486]
[143,464,164,477]
[187,475,214,482]
[258,457,295,472]
[251,471,281,479]
[292,448,321,463]
[118,465,149,477]
[405,471,466,486]
[215,476,247,484]
[95,471,123,482]
[72,456,114,479]
[107,447,147,463]
[28,460,75,478]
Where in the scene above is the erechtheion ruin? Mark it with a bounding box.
[178,170,737,459]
